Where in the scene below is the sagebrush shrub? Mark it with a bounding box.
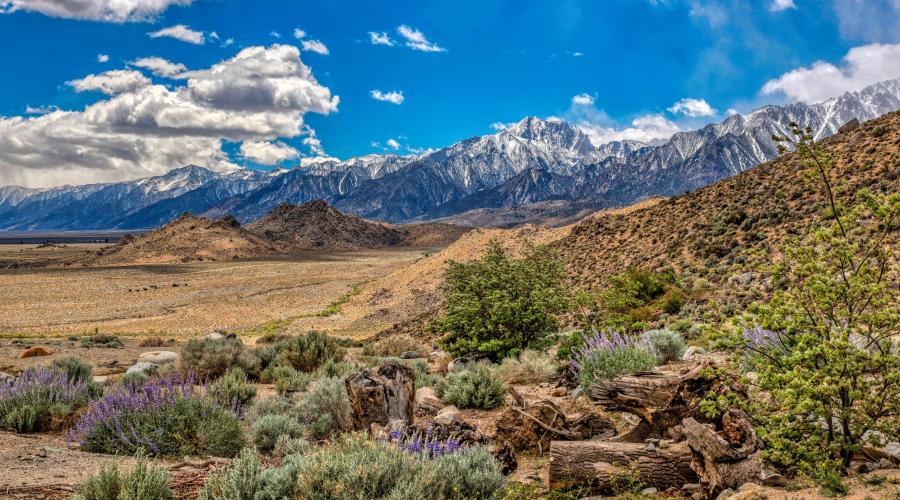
[69,373,244,457]
[138,336,175,348]
[208,367,257,407]
[497,350,558,384]
[642,329,686,364]
[81,333,124,349]
[50,356,93,384]
[199,448,299,500]
[180,337,260,381]
[271,365,311,396]
[572,328,656,391]
[273,331,346,373]
[435,362,506,410]
[252,414,304,453]
[0,367,93,433]
[373,335,424,357]
[294,376,353,440]
[72,453,172,500]
[411,360,442,389]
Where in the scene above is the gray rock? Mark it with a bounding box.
[203,331,225,341]
[92,375,110,385]
[126,362,158,376]
[434,405,461,425]
[682,483,702,493]
[415,387,445,416]
[138,350,179,365]
[0,371,14,384]
[884,441,900,461]
[682,346,707,360]
[715,488,734,500]
[641,487,659,495]
[737,272,756,286]
[399,351,422,359]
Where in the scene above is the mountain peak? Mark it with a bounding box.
[504,116,595,155]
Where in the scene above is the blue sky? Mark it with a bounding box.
[0,0,898,187]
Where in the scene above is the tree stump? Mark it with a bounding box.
[681,409,762,495]
[549,440,698,492]
[345,361,415,431]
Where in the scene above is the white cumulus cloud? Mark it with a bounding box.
[67,69,152,95]
[571,93,596,106]
[385,138,401,150]
[301,39,329,55]
[370,89,404,105]
[577,114,682,146]
[769,0,796,12]
[130,56,186,77]
[240,140,300,165]
[761,43,900,102]
[0,44,338,188]
[397,25,445,52]
[368,31,395,46]
[148,24,204,45]
[293,28,306,39]
[97,54,109,63]
[0,0,190,22]
[667,97,717,117]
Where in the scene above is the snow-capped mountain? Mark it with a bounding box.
[1,78,898,229]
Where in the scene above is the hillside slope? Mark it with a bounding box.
[555,110,900,317]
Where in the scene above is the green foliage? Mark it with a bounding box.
[272,331,346,373]
[179,336,260,381]
[642,329,686,364]
[270,365,311,395]
[573,330,657,392]
[208,367,257,407]
[50,356,93,383]
[290,433,506,500]
[372,334,424,357]
[252,414,304,453]
[555,329,588,361]
[315,359,358,380]
[81,332,124,349]
[5,404,37,433]
[496,349,559,384]
[199,448,298,500]
[432,240,571,360]
[294,376,353,440]
[584,268,686,332]
[734,124,900,487]
[73,453,172,500]
[410,359,442,389]
[435,362,506,410]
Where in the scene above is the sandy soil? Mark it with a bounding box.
[0,249,425,338]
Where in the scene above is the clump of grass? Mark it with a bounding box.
[208,367,257,407]
[179,336,260,381]
[72,452,172,500]
[81,332,123,349]
[435,362,506,410]
[138,336,175,348]
[496,350,559,384]
[50,356,94,384]
[411,360,442,389]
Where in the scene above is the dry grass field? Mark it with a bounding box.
[0,244,428,339]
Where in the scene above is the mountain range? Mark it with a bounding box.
[1,78,898,231]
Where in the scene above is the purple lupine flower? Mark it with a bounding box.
[388,427,466,459]
[570,327,649,370]
[742,326,781,349]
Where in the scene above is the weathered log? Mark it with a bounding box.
[681,409,763,495]
[496,396,616,454]
[549,440,698,492]
[345,361,415,431]
[588,362,721,442]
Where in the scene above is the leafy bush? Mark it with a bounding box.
[0,367,94,433]
[642,329,686,364]
[273,435,311,458]
[435,362,506,410]
[199,448,299,500]
[271,365,312,396]
[315,359,358,380]
[294,377,353,440]
[208,367,257,408]
[272,331,346,373]
[68,373,245,457]
[411,360,442,389]
[81,333,124,349]
[50,356,93,384]
[496,349,558,384]
[432,240,571,361]
[252,414,304,453]
[179,336,260,381]
[291,433,506,499]
[572,328,656,391]
[372,335,424,357]
[73,452,172,500]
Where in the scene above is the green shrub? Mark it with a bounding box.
[73,453,172,500]
[315,359,358,380]
[410,360,442,389]
[50,356,93,383]
[271,365,312,396]
[199,448,299,500]
[273,331,346,373]
[252,414,304,453]
[642,329,686,364]
[208,367,257,407]
[556,329,588,361]
[573,329,657,392]
[291,434,506,499]
[435,362,506,410]
[294,377,353,440]
[431,240,571,361]
[118,371,149,387]
[5,404,37,433]
[81,333,124,349]
[0,367,94,433]
[179,337,260,381]
[496,350,558,384]
[372,335,424,357]
[273,435,311,458]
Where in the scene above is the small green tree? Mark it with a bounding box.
[742,123,899,485]
[432,239,571,360]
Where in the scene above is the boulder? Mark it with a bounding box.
[415,387,445,416]
[126,362,158,376]
[92,375,110,385]
[399,351,422,359]
[204,331,225,341]
[434,405,461,426]
[682,346,707,360]
[17,346,52,358]
[139,350,179,365]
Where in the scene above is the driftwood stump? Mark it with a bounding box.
[549,440,698,491]
[680,409,762,495]
[345,361,415,431]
